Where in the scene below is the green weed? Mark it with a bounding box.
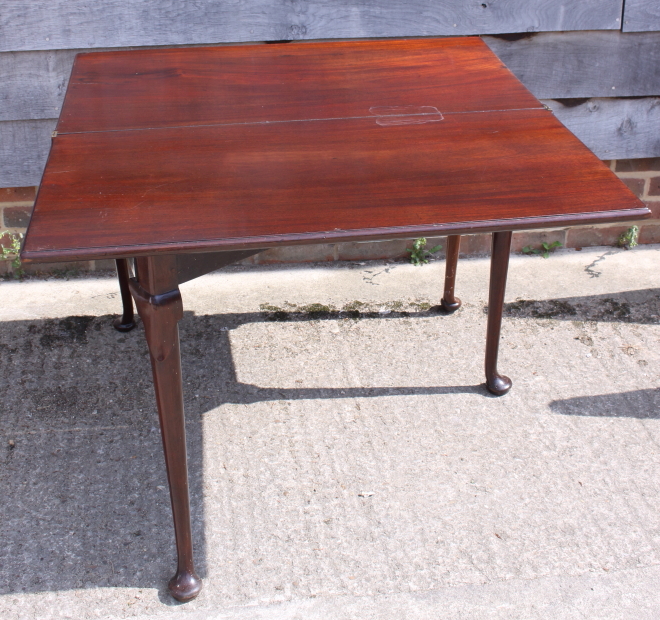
[407,238,442,266]
[618,226,639,250]
[0,230,24,278]
[522,241,562,259]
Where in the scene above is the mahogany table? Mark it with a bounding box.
[21,37,649,601]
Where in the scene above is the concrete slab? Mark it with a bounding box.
[1,245,659,619]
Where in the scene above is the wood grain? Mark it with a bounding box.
[484,31,660,99]
[7,33,660,187]
[544,97,660,159]
[7,31,660,188]
[0,119,55,188]
[6,31,660,126]
[8,96,660,190]
[623,0,660,32]
[0,49,76,121]
[24,108,646,262]
[56,39,541,134]
[1,0,623,53]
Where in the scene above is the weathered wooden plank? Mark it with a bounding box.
[484,31,660,99]
[0,50,77,121]
[543,97,660,160]
[0,120,55,187]
[0,0,623,53]
[622,0,660,33]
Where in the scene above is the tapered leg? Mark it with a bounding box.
[130,255,202,602]
[113,258,136,332]
[485,231,513,396]
[440,235,461,312]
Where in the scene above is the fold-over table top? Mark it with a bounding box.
[22,38,648,262]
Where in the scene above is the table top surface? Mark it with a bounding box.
[22,37,648,263]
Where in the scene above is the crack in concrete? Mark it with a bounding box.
[584,249,616,278]
[361,266,393,286]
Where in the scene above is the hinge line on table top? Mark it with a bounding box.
[55,106,547,135]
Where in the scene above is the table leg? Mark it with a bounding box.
[130,255,202,602]
[440,235,461,312]
[113,258,136,332]
[485,231,512,396]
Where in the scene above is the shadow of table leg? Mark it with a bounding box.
[485,231,512,396]
[130,255,202,602]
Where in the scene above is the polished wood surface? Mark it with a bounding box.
[485,231,513,396]
[25,112,647,261]
[130,255,202,602]
[112,258,136,332]
[23,37,648,263]
[440,235,461,313]
[57,38,541,134]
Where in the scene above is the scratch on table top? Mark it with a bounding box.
[370,105,444,126]
[128,181,180,210]
[56,106,546,135]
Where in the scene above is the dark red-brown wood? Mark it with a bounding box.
[485,231,513,396]
[130,255,202,602]
[24,106,647,263]
[113,258,136,332]
[56,38,542,134]
[440,235,461,313]
[23,37,648,264]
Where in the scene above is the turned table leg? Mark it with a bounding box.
[485,231,512,396]
[130,255,202,602]
[113,258,136,332]
[440,234,461,312]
